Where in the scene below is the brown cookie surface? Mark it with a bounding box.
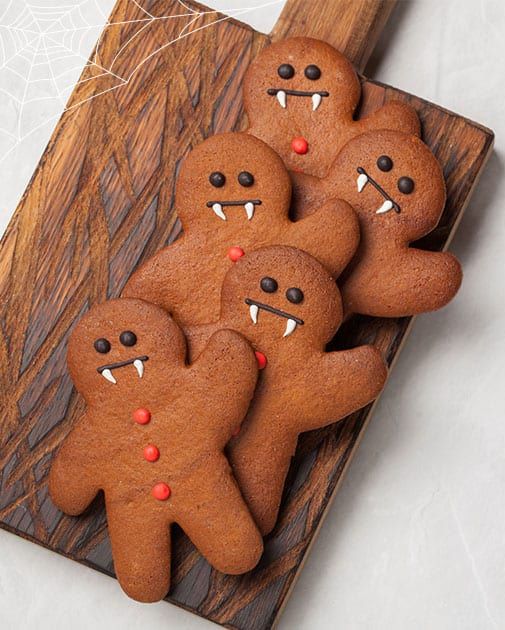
[293,130,463,318]
[244,37,420,177]
[122,132,359,327]
[49,298,262,602]
[187,246,387,535]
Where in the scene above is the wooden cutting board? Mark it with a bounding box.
[0,1,493,628]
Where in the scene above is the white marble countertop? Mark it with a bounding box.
[1,1,504,628]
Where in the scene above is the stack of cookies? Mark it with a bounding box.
[49,37,462,603]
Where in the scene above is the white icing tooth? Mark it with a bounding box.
[283,318,297,338]
[276,90,287,108]
[101,369,116,384]
[212,203,226,221]
[357,172,368,192]
[133,359,144,378]
[245,201,255,220]
[312,93,322,111]
[249,304,259,324]
[376,199,394,214]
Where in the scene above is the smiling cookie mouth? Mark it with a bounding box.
[266,88,330,111]
[97,355,149,384]
[245,298,304,338]
[356,167,401,214]
[206,199,262,221]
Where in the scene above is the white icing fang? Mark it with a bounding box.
[101,368,116,384]
[312,93,322,111]
[249,304,259,324]
[283,318,297,337]
[276,90,287,108]
[376,199,394,214]
[133,359,144,378]
[245,202,255,220]
[357,172,368,192]
[212,203,226,221]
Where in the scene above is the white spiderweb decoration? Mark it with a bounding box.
[0,0,282,165]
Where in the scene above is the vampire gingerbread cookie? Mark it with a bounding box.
[243,36,420,178]
[187,246,388,535]
[49,298,262,603]
[122,132,359,327]
[292,130,463,318]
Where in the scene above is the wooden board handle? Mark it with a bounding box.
[270,0,397,72]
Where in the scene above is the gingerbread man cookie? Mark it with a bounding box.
[244,36,420,178]
[123,132,359,327]
[292,130,463,318]
[187,246,388,535]
[49,298,262,602]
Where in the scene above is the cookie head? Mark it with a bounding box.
[244,37,360,122]
[221,246,342,350]
[332,130,446,240]
[67,299,186,400]
[175,133,291,229]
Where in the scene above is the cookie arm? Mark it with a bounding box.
[287,199,360,277]
[342,249,463,318]
[188,329,258,441]
[48,415,100,515]
[357,101,421,138]
[121,243,182,312]
[402,250,462,314]
[301,346,387,432]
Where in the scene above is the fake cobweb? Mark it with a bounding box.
[0,0,282,164]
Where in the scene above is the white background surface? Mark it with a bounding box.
[1,1,504,628]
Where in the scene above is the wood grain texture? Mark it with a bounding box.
[0,1,494,629]
[271,0,398,71]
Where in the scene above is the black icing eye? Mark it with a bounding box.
[377,155,393,172]
[278,63,295,79]
[398,176,415,194]
[304,64,321,80]
[94,338,111,354]
[260,276,278,293]
[120,330,137,347]
[209,171,226,187]
[238,171,255,187]
[286,287,304,304]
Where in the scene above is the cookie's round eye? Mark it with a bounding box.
[304,64,321,80]
[278,63,295,79]
[260,276,278,293]
[94,338,111,354]
[119,331,137,347]
[286,287,304,304]
[398,176,415,194]
[377,155,393,172]
[209,171,226,187]
[238,171,255,187]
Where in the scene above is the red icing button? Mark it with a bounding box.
[133,408,151,425]
[255,351,267,370]
[228,246,245,262]
[143,444,160,462]
[152,482,171,501]
[291,137,309,155]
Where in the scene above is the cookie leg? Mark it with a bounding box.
[178,465,263,574]
[106,500,171,603]
[290,171,327,219]
[229,425,298,536]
